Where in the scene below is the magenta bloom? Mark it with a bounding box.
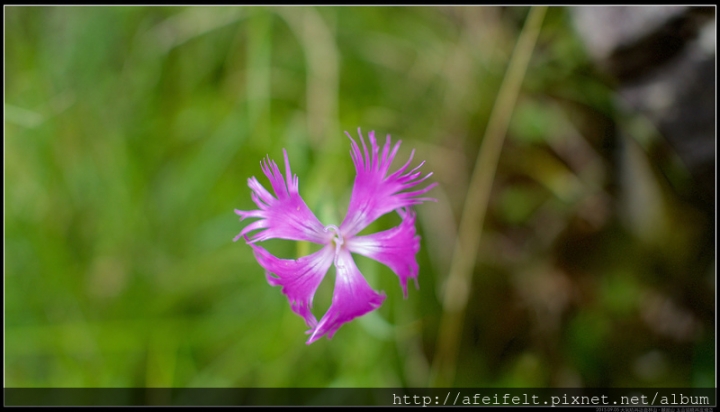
[234,129,436,344]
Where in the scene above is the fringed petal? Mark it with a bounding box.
[346,208,420,298]
[340,129,437,236]
[306,248,386,344]
[249,242,335,328]
[235,150,330,244]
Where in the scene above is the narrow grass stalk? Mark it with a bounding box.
[430,6,547,387]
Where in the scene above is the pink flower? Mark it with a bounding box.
[234,129,436,344]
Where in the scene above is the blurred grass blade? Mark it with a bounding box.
[430,6,547,387]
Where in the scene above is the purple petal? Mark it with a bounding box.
[346,208,420,298]
[340,129,437,236]
[306,248,386,344]
[234,150,330,244]
[249,242,335,328]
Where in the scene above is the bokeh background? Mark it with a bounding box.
[5,6,715,389]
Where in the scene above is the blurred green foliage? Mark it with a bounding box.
[5,6,714,389]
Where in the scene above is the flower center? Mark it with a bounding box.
[324,224,345,251]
